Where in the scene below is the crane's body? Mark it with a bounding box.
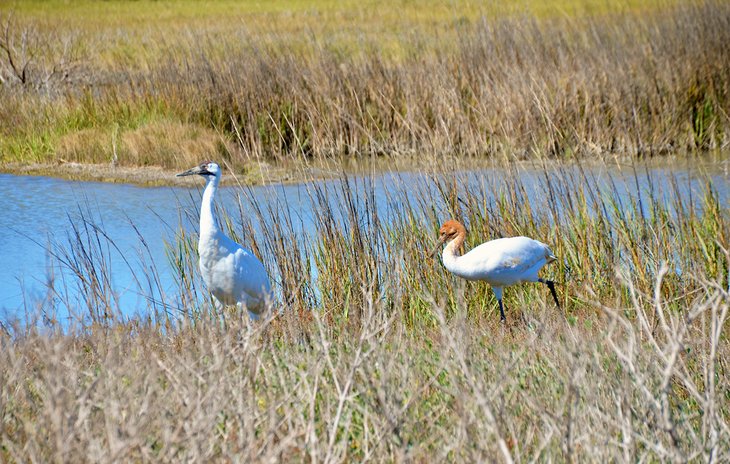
[197,224,271,313]
[178,161,272,317]
[433,219,560,321]
[442,236,554,285]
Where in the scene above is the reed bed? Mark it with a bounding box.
[1,1,729,169]
[1,162,728,461]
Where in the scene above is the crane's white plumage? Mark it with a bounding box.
[177,161,272,317]
[432,219,560,321]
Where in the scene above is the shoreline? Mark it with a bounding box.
[0,160,327,188]
[2,153,728,188]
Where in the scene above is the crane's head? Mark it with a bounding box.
[430,219,466,256]
[176,161,221,178]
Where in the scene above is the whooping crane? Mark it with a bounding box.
[177,161,272,318]
[431,219,560,322]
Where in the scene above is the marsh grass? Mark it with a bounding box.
[1,161,728,461]
[1,1,729,170]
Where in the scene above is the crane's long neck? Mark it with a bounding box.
[442,233,469,277]
[200,175,220,237]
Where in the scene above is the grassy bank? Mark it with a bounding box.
[4,292,727,461]
[2,162,728,460]
[1,0,729,175]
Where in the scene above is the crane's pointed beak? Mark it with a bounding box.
[429,236,446,257]
[177,166,206,177]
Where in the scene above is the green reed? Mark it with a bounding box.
[156,161,729,333]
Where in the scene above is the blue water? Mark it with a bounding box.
[1,161,727,323]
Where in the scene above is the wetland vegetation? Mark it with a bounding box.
[1,0,729,461]
[3,162,728,461]
[1,0,729,179]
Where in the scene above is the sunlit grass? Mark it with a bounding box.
[0,0,690,68]
[2,161,728,460]
[7,0,685,28]
[2,0,724,172]
[0,1,727,459]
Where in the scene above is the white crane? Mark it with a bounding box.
[431,219,560,322]
[177,161,272,318]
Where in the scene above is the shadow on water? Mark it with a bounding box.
[1,158,728,327]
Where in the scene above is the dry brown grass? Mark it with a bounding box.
[1,275,728,462]
[56,121,230,168]
[1,1,729,169]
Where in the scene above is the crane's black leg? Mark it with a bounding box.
[539,278,560,309]
[493,287,506,322]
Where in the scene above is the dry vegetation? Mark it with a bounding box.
[1,0,729,461]
[0,0,729,174]
[3,286,728,462]
[1,163,728,461]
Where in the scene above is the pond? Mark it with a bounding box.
[1,160,727,324]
